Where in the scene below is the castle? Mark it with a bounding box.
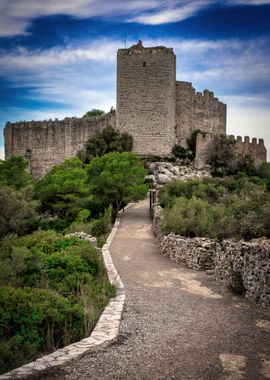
[4,41,266,177]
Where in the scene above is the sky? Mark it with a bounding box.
[0,0,270,160]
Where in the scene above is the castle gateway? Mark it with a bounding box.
[4,41,266,177]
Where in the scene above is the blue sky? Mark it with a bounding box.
[0,0,270,160]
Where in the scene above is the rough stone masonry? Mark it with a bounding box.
[4,40,266,177]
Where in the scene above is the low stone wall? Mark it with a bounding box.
[153,204,270,307]
[215,240,270,308]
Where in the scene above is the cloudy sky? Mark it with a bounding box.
[0,0,270,160]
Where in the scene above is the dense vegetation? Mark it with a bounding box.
[0,231,114,373]
[160,175,270,240]
[0,127,147,374]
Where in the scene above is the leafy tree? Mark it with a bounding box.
[0,156,34,189]
[83,109,105,117]
[258,162,270,188]
[35,158,90,221]
[86,152,147,214]
[79,125,133,163]
[0,186,38,239]
[207,134,236,175]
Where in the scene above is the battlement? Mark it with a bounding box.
[175,81,226,147]
[118,40,174,56]
[6,41,266,179]
[195,133,267,169]
[228,135,265,146]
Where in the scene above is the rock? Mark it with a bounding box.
[157,173,170,184]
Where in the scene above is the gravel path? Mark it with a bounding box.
[42,199,270,380]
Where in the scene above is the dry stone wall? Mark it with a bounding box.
[153,204,270,307]
[4,112,116,178]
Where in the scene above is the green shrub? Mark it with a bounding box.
[161,177,270,241]
[0,230,115,374]
[163,196,219,238]
[0,286,85,373]
[0,186,38,239]
[172,145,193,159]
[0,156,34,190]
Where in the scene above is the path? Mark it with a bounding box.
[44,200,270,380]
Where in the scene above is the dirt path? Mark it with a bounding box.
[44,199,270,380]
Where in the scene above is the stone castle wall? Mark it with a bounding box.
[4,112,116,178]
[195,132,267,169]
[4,41,266,177]
[116,41,176,156]
[175,82,226,147]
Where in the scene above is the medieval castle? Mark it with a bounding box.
[4,41,267,177]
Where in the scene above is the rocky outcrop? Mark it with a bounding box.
[146,162,211,188]
[153,205,270,308]
[66,232,98,246]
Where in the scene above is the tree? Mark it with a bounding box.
[0,186,38,239]
[35,158,90,220]
[207,135,236,175]
[83,109,105,117]
[86,152,147,214]
[0,156,34,189]
[79,125,133,163]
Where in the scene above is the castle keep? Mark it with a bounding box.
[117,41,226,155]
[4,41,266,177]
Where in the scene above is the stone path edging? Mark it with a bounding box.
[0,212,128,380]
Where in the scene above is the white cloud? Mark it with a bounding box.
[0,148,4,160]
[0,0,270,36]
[0,0,158,36]
[1,35,269,158]
[131,1,209,24]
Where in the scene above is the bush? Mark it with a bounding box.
[161,177,270,241]
[163,196,219,238]
[0,156,34,189]
[0,286,85,373]
[172,145,193,159]
[0,186,38,239]
[0,230,115,373]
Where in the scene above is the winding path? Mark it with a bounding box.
[44,199,270,380]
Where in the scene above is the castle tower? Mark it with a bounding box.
[116,41,176,156]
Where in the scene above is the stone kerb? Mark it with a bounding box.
[0,217,126,380]
[152,204,270,308]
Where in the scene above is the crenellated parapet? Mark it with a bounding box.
[175,81,226,147]
[228,135,266,167]
[4,112,116,178]
[195,133,267,169]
